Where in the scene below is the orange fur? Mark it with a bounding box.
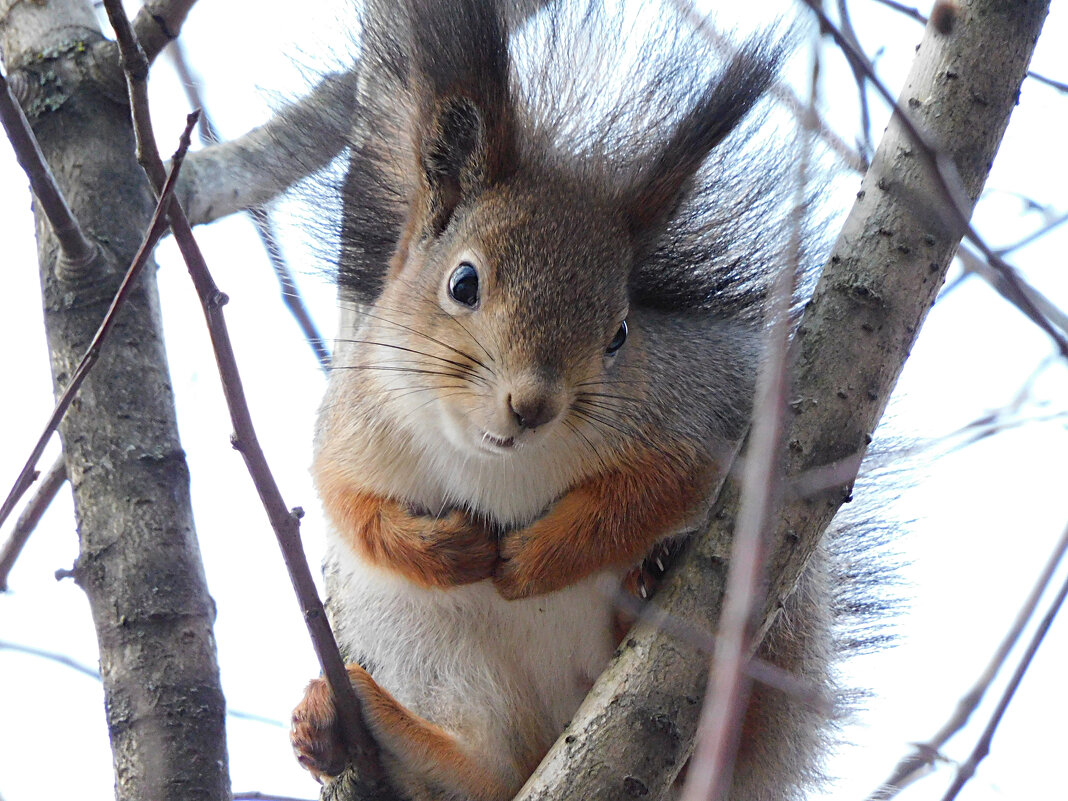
[493,445,714,599]
[293,665,513,801]
[316,458,498,588]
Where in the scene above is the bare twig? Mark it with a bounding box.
[103,0,383,781]
[132,0,200,63]
[997,209,1068,257]
[0,456,67,592]
[608,584,834,715]
[681,60,817,801]
[0,68,98,279]
[166,40,330,371]
[836,0,875,159]
[952,244,1068,338]
[0,121,193,544]
[0,639,100,680]
[868,0,1068,93]
[939,546,1068,801]
[869,522,1068,800]
[0,638,288,727]
[801,0,1068,358]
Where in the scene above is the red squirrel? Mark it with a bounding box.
[292,2,835,799]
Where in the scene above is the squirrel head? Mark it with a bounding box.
[335,0,783,458]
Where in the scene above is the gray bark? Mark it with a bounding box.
[0,1,229,800]
[514,1,1050,799]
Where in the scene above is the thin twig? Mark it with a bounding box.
[102,0,383,780]
[868,522,1068,800]
[997,209,1068,257]
[952,244,1068,338]
[0,122,193,542]
[0,456,67,592]
[681,49,818,801]
[608,584,834,715]
[836,0,875,159]
[801,0,1068,358]
[166,41,331,372]
[868,0,1068,93]
[0,639,100,680]
[0,639,288,727]
[939,549,1068,801]
[0,68,98,279]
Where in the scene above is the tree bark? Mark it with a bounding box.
[514,1,1050,799]
[0,2,229,800]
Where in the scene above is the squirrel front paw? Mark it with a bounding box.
[291,677,348,781]
[493,530,571,599]
[408,511,498,587]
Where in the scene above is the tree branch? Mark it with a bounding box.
[514,1,1050,797]
[0,121,191,553]
[868,0,1068,93]
[939,539,1068,801]
[176,68,360,226]
[0,455,67,592]
[103,0,388,789]
[0,67,98,279]
[869,521,1068,799]
[131,0,200,64]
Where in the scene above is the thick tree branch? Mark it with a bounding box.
[0,120,190,565]
[176,68,360,225]
[1,1,231,798]
[132,0,199,64]
[103,0,388,790]
[513,2,1049,798]
[869,0,1068,93]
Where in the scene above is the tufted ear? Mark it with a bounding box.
[406,0,518,236]
[623,38,781,248]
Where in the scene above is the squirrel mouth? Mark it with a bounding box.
[481,431,516,451]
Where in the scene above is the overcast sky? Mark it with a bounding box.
[1,2,1066,800]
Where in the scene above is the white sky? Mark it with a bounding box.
[1,2,1066,800]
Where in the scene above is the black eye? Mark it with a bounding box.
[606,320,628,355]
[448,262,480,307]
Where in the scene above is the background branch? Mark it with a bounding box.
[166,39,330,371]
[939,553,1068,801]
[869,521,1068,800]
[175,68,360,226]
[0,455,67,591]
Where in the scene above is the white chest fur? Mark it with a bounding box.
[327,538,618,782]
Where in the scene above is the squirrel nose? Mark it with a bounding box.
[508,392,559,430]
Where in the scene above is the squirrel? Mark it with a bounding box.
[291,1,837,799]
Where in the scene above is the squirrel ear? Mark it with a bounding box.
[406,0,517,236]
[623,39,781,244]
[418,98,491,235]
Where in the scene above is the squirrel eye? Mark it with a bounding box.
[606,320,628,355]
[448,262,480,307]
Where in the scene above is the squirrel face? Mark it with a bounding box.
[370,179,637,460]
